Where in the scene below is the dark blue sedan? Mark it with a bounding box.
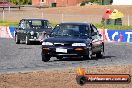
[41,22,104,62]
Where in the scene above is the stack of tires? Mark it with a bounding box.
[101,9,124,25]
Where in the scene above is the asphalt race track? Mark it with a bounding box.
[0,38,132,73]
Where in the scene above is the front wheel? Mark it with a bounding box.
[96,46,104,58]
[41,53,50,62]
[83,46,92,60]
[88,46,92,59]
[25,35,30,45]
[15,34,20,44]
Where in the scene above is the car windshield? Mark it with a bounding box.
[51,24,89,37]
[27,20,50,29]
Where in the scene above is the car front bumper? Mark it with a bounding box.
[29,38,42,42]
[29,36,43,42]
[42,46,89,58]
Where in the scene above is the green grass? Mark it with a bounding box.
[95,24,132,30]
[0,21,18,27]
[0,21,132,30]
[0,21,57,28]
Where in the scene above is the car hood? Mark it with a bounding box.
[44,36,90,43]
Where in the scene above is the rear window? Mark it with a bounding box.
[31,21,42,26]
[27,20,49,28]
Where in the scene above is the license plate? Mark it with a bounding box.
[56,48,67,53]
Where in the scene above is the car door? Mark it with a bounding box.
[90,24,102,53]
[16,20,23,40]
[15,22,21,40]
[19,20,27,40]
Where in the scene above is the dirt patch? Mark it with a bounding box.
[1,5,132,24]
[0,65,131,88]
[36,5,132,15]
[12,5,132,15]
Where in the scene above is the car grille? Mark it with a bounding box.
[36,32,43,38]
[53,43,71,46]
[34,32,38,37]
[38,32,43,36]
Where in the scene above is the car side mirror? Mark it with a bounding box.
[99,34,102,37]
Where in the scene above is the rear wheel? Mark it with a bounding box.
[15,34,20,44]
[25,35,30,45]
[41,53,50,62]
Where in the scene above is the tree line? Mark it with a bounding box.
[80,0,99,6]
[9,0,32,5]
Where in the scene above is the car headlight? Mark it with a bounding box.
[30,31,34,35]
[72,43,86,46]
[42,42,53,45]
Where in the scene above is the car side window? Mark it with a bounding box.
[90,24,102,40]
[46,21,52,28]
[51,25,60,35]
[26,21,33,29]
[26,23,31,29]
[90,24,98,36]
[86,25,91,37]
[20,20,26,29]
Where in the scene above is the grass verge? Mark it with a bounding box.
[0,21,18,27]
[0,21,132,30]
[95,24,132,30]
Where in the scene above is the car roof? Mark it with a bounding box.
[60,22,91,25]
[21,19,48,21]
